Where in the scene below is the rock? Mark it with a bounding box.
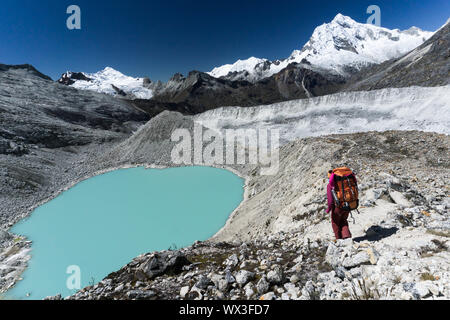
[126,289,155,299]
[342,251,371,268]
[0,229,13,242]
[180,286,190,298]
[325,243,342,267]
[349,267,362,278]
[114,284,124,292]
[244,282,256,299]
[336,238,353,247]
[289,262,302,273]
[256,276,270,294]
[195,275,211,290]
[259,259,270,270]
[290,274,300,284]
[259,292,275,300]
[267,265,284,284]
[300,280,317,300]
[427,283,440,296]
[235,270,255,286]
[137,252,190,280]
[284,283,300,299]
[414,282,431,298]
[281,293,291,300]
[214,289,225,300]
[186,287,203,300]
[403,282,431,299]
[43,294,62,300]
[335,266,347,280]
[211,273,231,292]
[224,254,239,268]
[389,190,413,207]
[276,287,285,294]
[225,271,236,284]
[366,247,380,265]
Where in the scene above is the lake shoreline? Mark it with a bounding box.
[1,161,250,299]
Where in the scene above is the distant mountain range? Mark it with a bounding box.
[208,14,433,82]
[54,14,447,116]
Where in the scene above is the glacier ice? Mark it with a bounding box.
[194,86,450,145]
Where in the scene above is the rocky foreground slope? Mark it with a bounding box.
[44,122,448,300]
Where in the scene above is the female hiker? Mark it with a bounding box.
[326,168,359,240]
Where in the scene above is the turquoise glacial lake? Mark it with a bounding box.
[6,166,244,300]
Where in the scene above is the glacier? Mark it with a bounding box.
[193,86,450,145]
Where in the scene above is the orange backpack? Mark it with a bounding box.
[332,167,359,211]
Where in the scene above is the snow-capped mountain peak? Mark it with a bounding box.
[207,57,269,82]
[294,14,434,73]
[208,13,434,82]
[331,13,357,25]
[58,67,154,99]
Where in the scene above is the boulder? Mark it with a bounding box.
[244,282,256,299]
[224,253,239,268]
[342,251,371,268]
[256,276,270,294]
[137,252,190,280]
[235,270,255,286]
[0,229,13,242]
[180,286,190,299]
[389,190,413,207]
[366,247,380,265]
[267,265,284,284]
[126,289,155,299]
[259,292,275,300]
[195,275,211,290]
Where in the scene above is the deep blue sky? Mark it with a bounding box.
[0,0,448,81]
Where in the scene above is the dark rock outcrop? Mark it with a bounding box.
[136,252,191,280]
[58,72,92,85]
[139,64,345,115]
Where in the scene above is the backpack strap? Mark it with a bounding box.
[347,176,356,200]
